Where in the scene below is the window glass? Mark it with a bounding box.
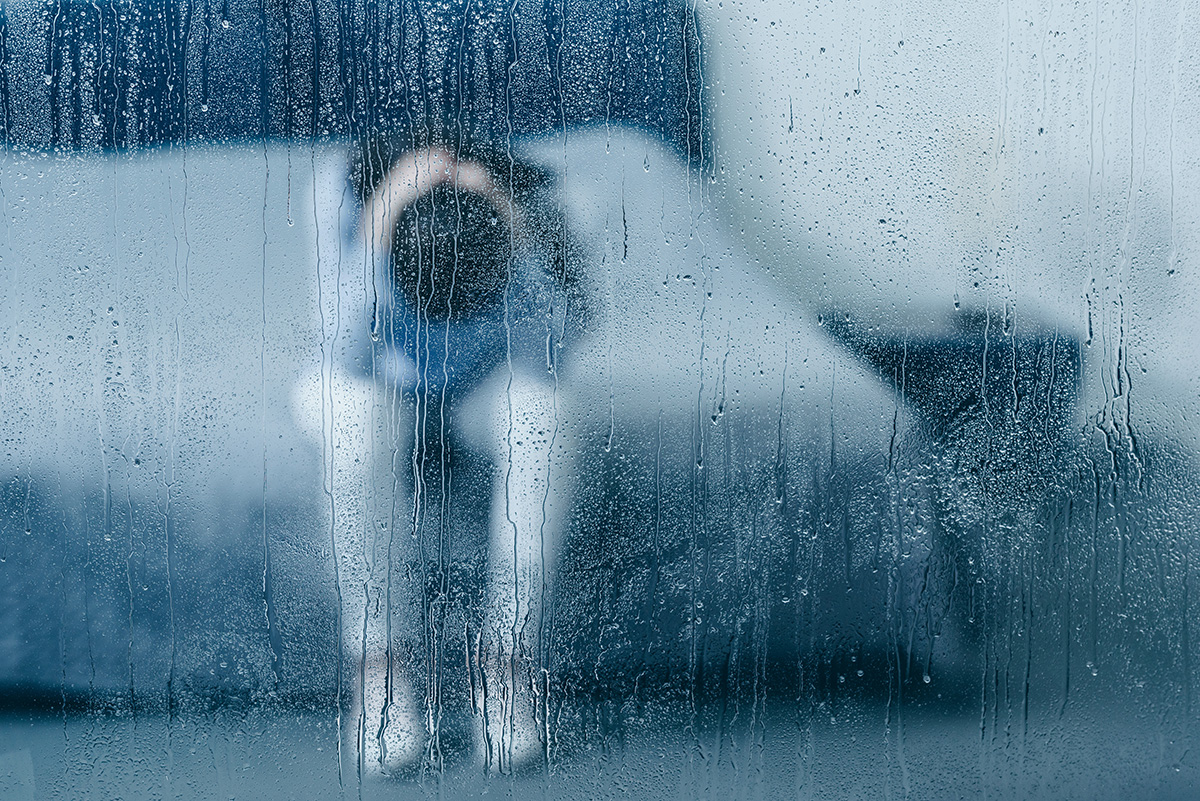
[1,1,1196,797]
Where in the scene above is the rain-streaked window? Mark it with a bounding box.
[1,1,1197,798]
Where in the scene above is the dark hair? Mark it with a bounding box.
[354,137,578,319]
[391,185,511,321]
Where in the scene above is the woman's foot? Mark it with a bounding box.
[474,646,547,774]
[346,651,427,777]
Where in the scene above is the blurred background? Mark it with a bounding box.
[1,0,1198,798]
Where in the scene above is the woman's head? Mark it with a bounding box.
[390,184,511,320]
[357,145,526,321]
[356,139,575,321]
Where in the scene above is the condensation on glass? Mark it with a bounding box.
[0,1,1196,798]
